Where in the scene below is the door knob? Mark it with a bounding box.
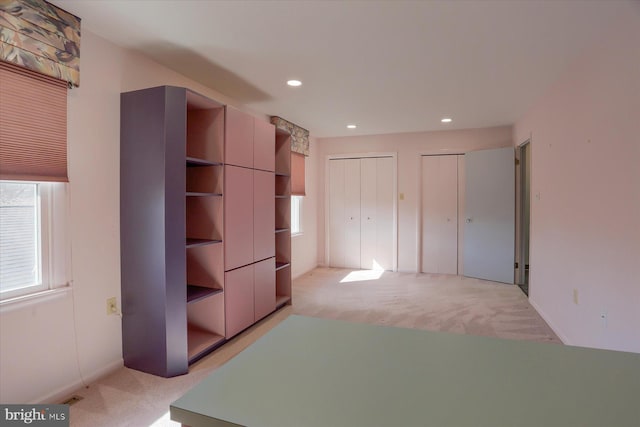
[466,218,472,223]
[367,217,371,220]
[350,216,354,220]
[446,218,451,222]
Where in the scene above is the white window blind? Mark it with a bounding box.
[0,182,42,294]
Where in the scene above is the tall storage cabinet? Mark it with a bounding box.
[121,86,226,377]
[223,107,279,339]
[121,87,290,378]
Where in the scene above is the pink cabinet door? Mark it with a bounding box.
[254,169,275,261]
[225,265,254,338]
[225,165,254,270]
[253,119,275,172]
[254,257,275,321]
[225,106,253,168]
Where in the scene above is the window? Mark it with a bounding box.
[291,196,303,235]
[0,181,69,301]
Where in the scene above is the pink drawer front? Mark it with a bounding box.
[225,106,253,168]
[253,119,275,172]
[225,265,254,338]
[254,257,276,321]
[224,165,254,270]
[254,169,275,261]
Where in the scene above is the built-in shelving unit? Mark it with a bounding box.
[121,86,226,377]
[184,90,226,364]
[274,128,292,308]
[121,86,291,378]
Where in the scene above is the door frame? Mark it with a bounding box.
[325,152,398,271]
[515,139,531,288]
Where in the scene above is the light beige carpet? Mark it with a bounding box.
[68,268,560,426]
[292,268,559,344]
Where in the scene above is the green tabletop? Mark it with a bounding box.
[171,315,640,427]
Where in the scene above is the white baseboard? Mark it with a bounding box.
[529,299,570,345]
[34,358,124,404]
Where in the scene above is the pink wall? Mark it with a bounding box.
[514,20,640,353]
[0,29,273,404]
[316,127,513,272]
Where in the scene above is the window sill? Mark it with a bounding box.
[291,232,304,238]
[0,285,72,313]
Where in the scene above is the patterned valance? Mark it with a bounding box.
[270,116,309,156]
[0,0,80,86]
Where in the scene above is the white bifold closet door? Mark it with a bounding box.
[329,157,393,270]
[360,157,394,270]
[421,155,459,274]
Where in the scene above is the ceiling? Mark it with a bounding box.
[52,0,639,138]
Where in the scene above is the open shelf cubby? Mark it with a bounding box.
[275,129,291,176]
[187,290,226,362]
[275,264,291,309]
[187,243,223,296]
[186,196,223,243]
[186,91,224,165]
[187,164,223,195]
[275,174,291,197]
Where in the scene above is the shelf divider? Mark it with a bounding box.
[187,285,223,304]
[186,238,222,248]
[186,156,223,167]
[275,262,290,271]
[186,192,222,197]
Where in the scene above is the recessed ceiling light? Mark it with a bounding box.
[347,124,357,129]
[441,117,453,123]
[287,80,302,87]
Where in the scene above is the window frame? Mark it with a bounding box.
[291,195,303,236]
[0,180,70,303]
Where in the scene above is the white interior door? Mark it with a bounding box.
[329,159,346,267]
[421,155,458,274]
[361,157,394,270]
[343,159,361,269]
[360,158,377,270]
[463,147,515,284]
[329,157,362,269]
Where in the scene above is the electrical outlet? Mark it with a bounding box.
[572,289,579,305]
[107,297,118,315]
